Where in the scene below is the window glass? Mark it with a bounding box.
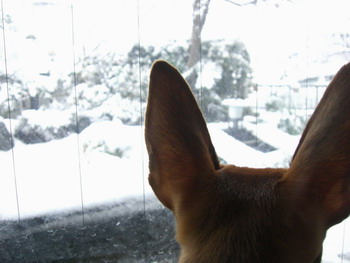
[0,0,349,262]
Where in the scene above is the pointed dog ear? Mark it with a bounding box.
[145,60,220,211]
[286,62,350,227]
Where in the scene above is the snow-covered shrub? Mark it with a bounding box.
[80,120,131,158]
[200,88,229,122]
[265,98,285,112]
[0,118,13,151]
[14,110,92,144]
[0,74,26,118]
[210,40,253,100]
[1,40,252,128]
[57,41,252,124]
[278,114,306,135]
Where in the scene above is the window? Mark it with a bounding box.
[0,0,349,262]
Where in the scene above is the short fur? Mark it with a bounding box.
[145,60,350,262]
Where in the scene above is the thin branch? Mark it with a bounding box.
[224,0,293,7]
[224,0,258,6]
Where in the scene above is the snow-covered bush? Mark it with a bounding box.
[0,118,13,151]
[265,98,285,112]
[14,110,92,144]
[1,40,253,142]
[56,40,253,124]
[0,74,26,119]
[209,40,253,100]
[278,114,307,135]
[80,120,132,158]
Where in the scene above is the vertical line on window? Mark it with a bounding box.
[1,0,21,223]
[255,84,259,166]
[136,0,148,261]
[198,0,203,110]
[70,0,85,225]
[304,28,309,123]
[341,222,346,263]
[304,84,308,122]
[136,0,146,217]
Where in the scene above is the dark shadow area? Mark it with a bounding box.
[225,127,276,153]
[0,199,179,263]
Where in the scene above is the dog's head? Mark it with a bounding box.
[145,60,350,262]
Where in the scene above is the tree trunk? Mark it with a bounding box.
[187,0,211,69]
[186,0,211,91]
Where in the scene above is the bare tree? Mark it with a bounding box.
[186,0,293,87]
[224,0,257,6]
[338,33,350,49]
[187,0,211,69]
[224,0,292,7]
[185,0,211,90]
[331,32,350,60]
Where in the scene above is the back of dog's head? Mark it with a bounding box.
[145,60,350,262]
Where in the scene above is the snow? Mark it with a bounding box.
[208,123,267,167]
[244,120,300,154]
[0,118,304,218]
[0,121,151,219]
[0,120,349,261]
[1,0,349,260]
[21,109,73,129]
[0,119,294,218]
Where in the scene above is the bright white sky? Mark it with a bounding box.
[3,0,350,82]
[207,0,350,82]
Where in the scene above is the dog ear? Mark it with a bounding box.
[286,62,350,227]
[145,60,220,211]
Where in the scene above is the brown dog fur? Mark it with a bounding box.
[145,60,350,262]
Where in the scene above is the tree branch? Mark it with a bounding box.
[224,0,258,6]
[224,0,293,6]
[187,0,211,68]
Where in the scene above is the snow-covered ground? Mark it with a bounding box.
[0,120,150,219]
[1,0,350,261]
[0,119,349,262]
